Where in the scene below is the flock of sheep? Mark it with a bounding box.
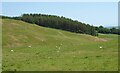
[10,43,103,53]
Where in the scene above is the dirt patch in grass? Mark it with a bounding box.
[8,35,22,48]
[94,37,108,42]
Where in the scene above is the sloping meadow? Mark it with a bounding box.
[2,19,118,71]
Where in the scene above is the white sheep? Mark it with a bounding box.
[99,46,102,49]
[28,45,31,48]
[11,50,14,52]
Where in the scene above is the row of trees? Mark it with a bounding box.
[1,14,119,36]
[95,26,120,35]
[12,14,98,36]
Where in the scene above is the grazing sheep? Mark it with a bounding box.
[99,46,102,49]
[11,50,14,52]
[28,45,31,48]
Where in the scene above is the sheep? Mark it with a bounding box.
[11,50,14,52]
[99,46,103,49]
[28,45,31,48]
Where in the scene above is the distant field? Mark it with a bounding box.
[2,19,118,71]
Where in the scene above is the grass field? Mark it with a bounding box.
[0,19,2,72]
[2,19,118,71]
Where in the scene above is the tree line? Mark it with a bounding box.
[12,14,98,36]
[95,26,120,35]
[1,14,120,36]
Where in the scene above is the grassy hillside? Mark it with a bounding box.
[0,19,2,72]
[2,19,118,71]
